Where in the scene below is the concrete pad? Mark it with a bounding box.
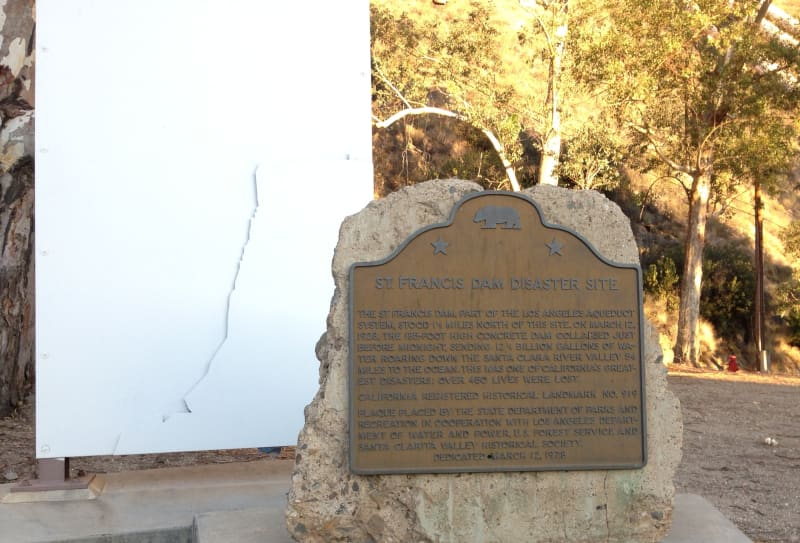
[193,507,293,543]
[662,493,752,543]
[0,459,293,543]
[0,459,751,543]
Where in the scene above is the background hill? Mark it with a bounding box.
[371,0,800,373]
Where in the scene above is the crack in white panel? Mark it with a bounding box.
[110,433,122,456]
[161,169,260,422]
[109,158,371,454]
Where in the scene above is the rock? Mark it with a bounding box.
[285,180,683,543]
[3,469,18,481]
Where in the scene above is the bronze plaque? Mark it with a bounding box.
[350,192,646,474]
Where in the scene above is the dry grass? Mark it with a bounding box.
[669,363,800,386]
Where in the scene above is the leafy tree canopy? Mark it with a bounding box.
[371,0,615,189]
[573,0,800,193]
[571,0,800,364]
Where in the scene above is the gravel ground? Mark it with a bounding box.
[669,368,800,543]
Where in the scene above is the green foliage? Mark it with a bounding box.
[788,313,800,347]
[782,221,800,257]
[571,0,800,191]
[701,245,755,342]
[776,279,800,347]
[558,124,624,190]
[643,254,680,311]
[777,222,800,346]
[644,243,756,341]
[571,0,799,362]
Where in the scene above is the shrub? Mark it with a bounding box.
[775,276,800,348]
[643,255,680,311]
[700,244,754,342]
[786,309,800,348]
[777,223,800,347]
[643,243,756,342]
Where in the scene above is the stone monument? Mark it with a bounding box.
[286,180,682,542]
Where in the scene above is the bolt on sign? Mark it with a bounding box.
[349,192,646,474]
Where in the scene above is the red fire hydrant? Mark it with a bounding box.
[727,355,739,372]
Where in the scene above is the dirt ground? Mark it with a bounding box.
[668,367,800,543]
[2,367,799,542]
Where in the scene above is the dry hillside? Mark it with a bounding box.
[371,0,800,373]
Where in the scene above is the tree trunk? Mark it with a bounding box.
[674,175,710,365]
[0,158,34,417]
[538,129,561,186]
[537,1,568,186]
[537,48,562,185]
[0,0,35,417]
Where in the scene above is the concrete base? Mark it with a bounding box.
[0,460,294,543]
[2,476,105,504]
[662,494,752,543]
[0,461,750,543]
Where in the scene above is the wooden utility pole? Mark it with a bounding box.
[754,179,768,372]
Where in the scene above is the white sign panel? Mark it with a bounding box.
[35,1,372,457]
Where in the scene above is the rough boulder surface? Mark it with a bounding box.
[285,180,683,543]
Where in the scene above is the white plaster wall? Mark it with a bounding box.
[35,0,372,457]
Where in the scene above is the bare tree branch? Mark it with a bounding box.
[375,106,462,129]
[480,128,522,192]
[373,63,413,109]
[628,123,693,174]
[529,12,555,57]
[755,0,774,26]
